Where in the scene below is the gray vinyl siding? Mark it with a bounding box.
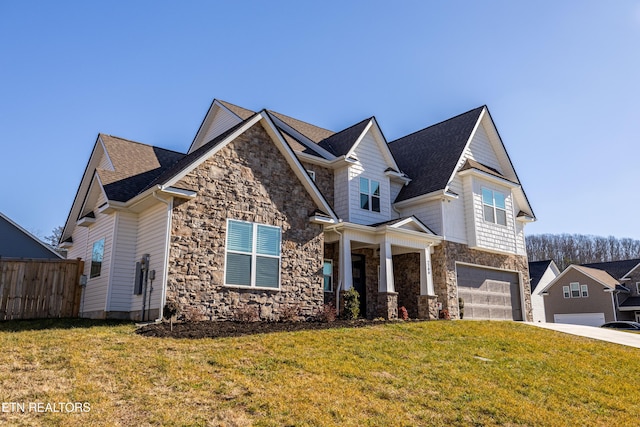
[107,211,138,311]
[132,202,170,314]
[79,193,115,317]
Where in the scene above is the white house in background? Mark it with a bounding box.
[528,260,559,323]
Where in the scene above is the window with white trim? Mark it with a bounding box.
[323,260,333,292]
[90,238,105,278]
[636,282,640,295]
[360,177,380,212]
[225,220,281,289]
[563,286,570,298]
[570,282,580,298]
[482,188,507,226]
[580,284,589,298]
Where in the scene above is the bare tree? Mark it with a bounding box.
[43,225,64,248]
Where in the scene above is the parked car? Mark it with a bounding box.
[600,321,640,331]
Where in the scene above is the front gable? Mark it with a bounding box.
[188,100,253,154]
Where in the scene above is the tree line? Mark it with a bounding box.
[526,234,640,271]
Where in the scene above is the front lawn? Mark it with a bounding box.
[0,319,637,426]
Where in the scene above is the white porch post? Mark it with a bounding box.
[420,246,434,295]
[379,239,395,293]
[340,233,353,290]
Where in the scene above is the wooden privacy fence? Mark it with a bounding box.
[0,258,84,320]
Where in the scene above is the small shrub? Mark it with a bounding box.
[316,304,337,323]
[342,288,360,320]
[280,304,301,322]
[439,309,450,320]
[399,306,409,321]
[458,297,465,320]
[234,305,259,322]
[182,305,205,322]
[163,300,180,331]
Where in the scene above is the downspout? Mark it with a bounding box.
[326,224,343,313]
[152,191,173,322]
[611,290,618,322]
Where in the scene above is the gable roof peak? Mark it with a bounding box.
[215,99,256,120]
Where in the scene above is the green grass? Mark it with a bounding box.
[0,319,637,426]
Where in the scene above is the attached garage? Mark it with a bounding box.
[456,264,523,320]
[553,313,605,327]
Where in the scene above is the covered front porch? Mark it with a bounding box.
[323,218,441,320]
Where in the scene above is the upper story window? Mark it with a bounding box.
[225,219,281,289]
[563,282,588,298]
[360,177,380,212]
[482,188,507,226]
[636,282,640,295]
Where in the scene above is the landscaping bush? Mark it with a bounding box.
[399,306,409,320]
[234,305,260,322]
[279,304,301,322]
[315,304,337,323]
[342,288,360,320]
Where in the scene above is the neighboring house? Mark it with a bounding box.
[0,211,62,259]
[60,99,536,321]
[528,260,559,323]
[541,259,640,326]
[582,259,640,322]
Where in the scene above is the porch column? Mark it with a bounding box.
[418,246,438,320]
[377,238,397,319]
[379,240,395,293]
[419,246,434,295]
[340,234,353,291]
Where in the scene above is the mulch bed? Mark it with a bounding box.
[136,319,410,339]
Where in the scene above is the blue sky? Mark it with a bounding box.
[1,1,639,241]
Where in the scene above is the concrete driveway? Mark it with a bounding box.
[527,322,640,349]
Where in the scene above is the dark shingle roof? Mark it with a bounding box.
[620,296,640,307]
[98,134,185,202]
[317,118,372,157]
[529,260,553,291]
[267,110,334,143]
[581,259,640,280]
[388,106,485,202]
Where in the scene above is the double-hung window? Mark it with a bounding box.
[580,284,589,297]
[570,282,580,298]
[562,286,570,298]
[225,220,281,289]
[360,177,380,212]
[482,188,507,226]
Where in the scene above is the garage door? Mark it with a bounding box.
[554,313,605,327]
[456,265,522,320]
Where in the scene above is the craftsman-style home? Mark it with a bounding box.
[60,99,535,321]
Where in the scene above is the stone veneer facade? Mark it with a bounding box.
[431,240,532,321]
[166,123,325,321]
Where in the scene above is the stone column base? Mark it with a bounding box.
[377,292,398,320]
[417,295,438,320]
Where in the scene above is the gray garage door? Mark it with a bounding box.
[456,265,522,320]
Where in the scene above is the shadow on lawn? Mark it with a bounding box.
[0,318,134,332]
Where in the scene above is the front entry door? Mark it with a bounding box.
[352,254,366,317]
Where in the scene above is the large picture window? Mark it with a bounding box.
[360,177,380,212]
[482,188,507,226]
[90,238,105,278]
[225,220,281,289]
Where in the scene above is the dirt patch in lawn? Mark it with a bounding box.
[136,319,412,339]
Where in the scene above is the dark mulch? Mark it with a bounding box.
[136,319,408,339]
